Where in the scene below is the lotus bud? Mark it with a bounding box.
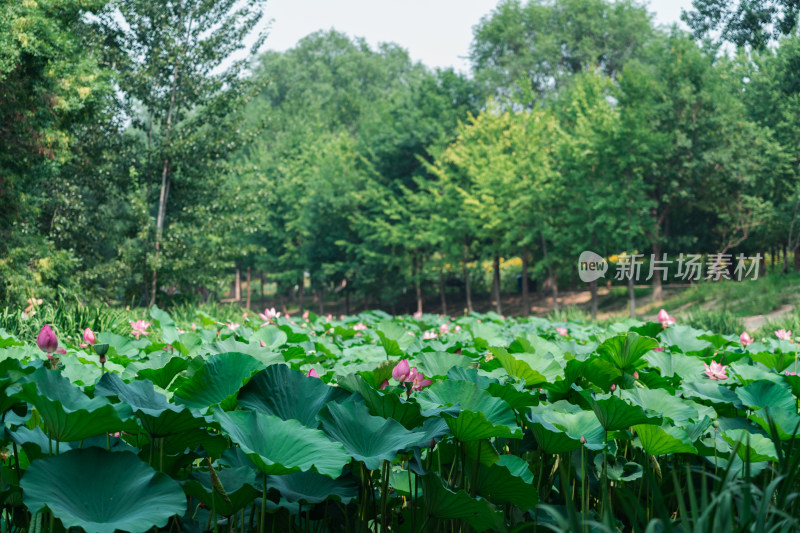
[633,371,639,380]
[429,438,436,449]
[307,368,320,378]
[36,325,58,353]
[56,347,66,355]
[580,435,587,444]
[83,328,96,346]
[392,358,411,382]
[610,384,616,392]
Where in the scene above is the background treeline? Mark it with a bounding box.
[2,0,800,316]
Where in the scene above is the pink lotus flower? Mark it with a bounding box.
[307,368,320,378]
[413,311,423,319]
[36,325,58,353]
[56,347,66,355]
[556,327,568,337]
[653,347,664,352]
[380,379,389,390]
[352,323,367,331]
[302,310,309,320]
[258,308,280,324]
[775,329,792,341]
[785,370,799,376]
[657,309,675,328]
[259,340,266,347]
[226,322,240,331]
[408,331,416,337]
[740,332,753,346]
[439,323,450,335]
[83,328,96,346]
[633,371,639,379]
[130,320,151,340]
[453,325,461,333]
[410,369,433,391]
[422,330,437,340]
[703,360,728,380]
[392,359,411,382]
[326,314,333,322]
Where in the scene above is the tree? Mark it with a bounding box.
[102,0,267,306]
[683,0,800,49]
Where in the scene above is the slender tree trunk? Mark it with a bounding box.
[345,286,351,316]
[260,271,265,302]
[628,271,636,318]
[521,245,530,317]
[439,269,447,316]
[246,267,251,310]
[771,248,776,272]
[794,245,800,272]
[235,268,241,301]
[317,287,324,315]
[150,61,181,307]
[590,280,598,320]
[493,254,502,315]
[415,257,423,315]
[651,240,662,301]
[541,232,558,311]
[298,275,304,312]
[463,264,473,314]
[784,244,789,274]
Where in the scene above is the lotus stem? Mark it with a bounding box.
[259,473,267,533]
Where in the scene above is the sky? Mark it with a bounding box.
[258,0,695,73]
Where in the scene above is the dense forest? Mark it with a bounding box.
[3,0,800,317]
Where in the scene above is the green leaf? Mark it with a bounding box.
[21,448,185,533]
[633,424,697,455]
[421,473,504,532]
[214,409,349,477]
[318,399,436,470]
[268,471,359,504]
[337,373,426,429]
[414,351,472,378]
[591,395,661,432]
[172,352,262,410]
[598,332,658,371]
[467,454,538,510]
[135,353,189,389]
[238,365,350,427]
[250,326,288,350]
[490,347,563,386]
[183,462,259,517]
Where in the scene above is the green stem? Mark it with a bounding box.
[259,473,267,533]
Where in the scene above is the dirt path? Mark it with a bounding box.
[741,304,795,331]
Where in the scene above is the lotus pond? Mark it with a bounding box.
[1,307,800,532]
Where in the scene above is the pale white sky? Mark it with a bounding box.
[259,0,694,72]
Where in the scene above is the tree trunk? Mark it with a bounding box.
[317,287,324,315]
[345,286,351,316]
[298,275,305,312]
[492,255,502,315]
[794,245,800,272]
[246,266,251,310]
[463,264,473,314]
[235,268,241,301]
[590,280,598,320]
[415,258,423,315]
[150,60,181,307]
[521,245,530,317]
[651,240,662,301]
[628,269,636,318]
[439,268,447,316]
[260,271,265,302]
[541,232,558,311]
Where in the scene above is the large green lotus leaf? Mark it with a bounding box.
[485,381,539,409]
[21,448,185,533]
[149,305,179,345]
[633,424,697,455]
[10,426,74,461]
[97,332,145,358]
[268,470,359,504]
[0,358,34,415]
[134,353,189,389]
[214,409,348,477]
[681,381,742,408]
[421,473,504,532]
[15,368,132,442]
[318,399,437,469]
[250,325,288,350]
[416,380,519,440]
[414,351,472,378]
[591,395,661,432]
[731,362,782,384]
[598,332,659,371]
[736,380,794,411]
[172,352,262,409]
[238,365,349,427]
[95,373,206,437]
[749,350,796,372]
[466,454,538,510]
[58,354,104,386]
[620,388,714,426]
[205,339,285,367]
[644,351,705,379]
[183,463,259,517]
[338,373,426,429]
[582,357,622,389]
[528,401,605,452]
[722,429,778,462]
[660,326,713,354]
[446,367,499,389]
[523,334,566,361]
[469,322,506,348]
[489,347,563,386]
